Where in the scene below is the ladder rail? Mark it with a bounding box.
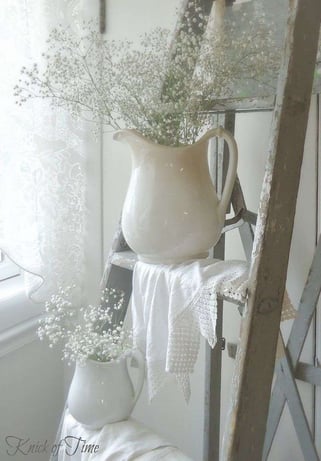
[222,1,321,459]
[263,237,321,459]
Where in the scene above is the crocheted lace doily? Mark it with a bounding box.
[132,259,296,402]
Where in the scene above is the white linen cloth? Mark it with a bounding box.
[57,410,192,461]
[131,259,296,402]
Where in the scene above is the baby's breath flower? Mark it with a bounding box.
[15,4,280,146]
[38,286,131,364]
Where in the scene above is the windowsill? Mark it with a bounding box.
[0,277,44,355]
[0,275,25,304]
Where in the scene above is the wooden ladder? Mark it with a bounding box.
[49,2,321,460]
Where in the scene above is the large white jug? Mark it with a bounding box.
[114,127,238,264]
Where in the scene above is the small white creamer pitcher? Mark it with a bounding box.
[68,349,145,429]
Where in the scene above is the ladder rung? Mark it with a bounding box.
[208,95,275,113]
[242,210,257,226]
[227,344,321,388]
[112,251,247,306]
[223,209,257,233]
[295,362,321,387]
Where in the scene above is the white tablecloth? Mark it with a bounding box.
[56,410,192,461]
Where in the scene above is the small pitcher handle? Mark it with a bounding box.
[200,127,238,220]
[127,349,145,404]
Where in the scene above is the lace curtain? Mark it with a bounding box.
[0,0,91,302]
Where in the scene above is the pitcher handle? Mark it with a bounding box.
[127,349,145,404]
[200,127,238,220]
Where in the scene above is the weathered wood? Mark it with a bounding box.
[226,111,255,261]
[279,353,319,461]
[99,0,106,34]
[204,235,225,461]
[287,243,321,366]
[163,0,214,99]
[222,209,245,233]
[100,221,130,287]
[205,105,255,459]
[208,95,275,113]
[227,342,238,359]
[216,113,229,208]
[315,92,321,454]
[242,210,257,227]
[263,237,321,459]
[100,222,132,327]
[296,363,321,387]
[204,109,233,461]
[228,112,254,261]
[222,1,321,460]
[104,265,132,326]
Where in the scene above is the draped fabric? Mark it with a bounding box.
[132,259,297,401]
[0,0,91,302]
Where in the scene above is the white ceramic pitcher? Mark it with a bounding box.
[68,350,145,429]
[114,127,238,264]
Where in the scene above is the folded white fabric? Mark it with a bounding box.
[132,259,296,402]
[58,410,190,461]
[134,447,193,461]
[132,259,250,402]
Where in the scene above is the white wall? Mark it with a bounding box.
[0,133,102,461]
[0,339,65,461]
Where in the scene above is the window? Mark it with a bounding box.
[0,251,20,282]
[0,251,40,338]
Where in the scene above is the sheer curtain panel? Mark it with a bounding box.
[0,0,90,302]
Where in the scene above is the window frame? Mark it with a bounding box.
[0,252,21,282]
[0,255,43,354]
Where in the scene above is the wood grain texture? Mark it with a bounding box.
[99,0,106,34]
[222,1,321,460]
[163,0,214,98]
[204,235,225,461]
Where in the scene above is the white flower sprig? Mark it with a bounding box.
[38,286,132,365]
[14,3,280,146]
